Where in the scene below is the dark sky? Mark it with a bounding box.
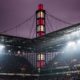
[0,0,80,38]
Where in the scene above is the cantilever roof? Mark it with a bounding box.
[33,23,80,52]
[0,23,80,53]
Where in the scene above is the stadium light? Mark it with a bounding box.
[67,41,76,47]
[77,40,80,44]
[0,44,5,50]
[62,41,77,54]
[70,31,79,37]
[0,44,5,54]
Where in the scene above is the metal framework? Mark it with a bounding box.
[0,23,80,80]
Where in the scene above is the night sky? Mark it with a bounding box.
[0,0,80,38]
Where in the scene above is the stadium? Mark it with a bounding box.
[0,0,80,80]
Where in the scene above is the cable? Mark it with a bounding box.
[0,14,35,33]
[30,26,36,39]
[46,14,54,32]
[46,11,72,25]
[46,17,52,33]
[29,15,36,38]
[31,24,36,39]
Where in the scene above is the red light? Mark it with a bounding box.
[37,31,45,37]
[37,60,45,68]
[37,19,44,25]
[38,4,43,10]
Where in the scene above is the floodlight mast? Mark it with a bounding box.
[36,4,46,37]
[36,4,46,73]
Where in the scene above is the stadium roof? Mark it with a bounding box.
[0,23,80,53]
[33,23,80,52]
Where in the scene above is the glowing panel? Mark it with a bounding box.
[37,11,44,18]
[37,25,41,31]
[37,25,44,31]
[37,53,45,60]
[41,25,44,31]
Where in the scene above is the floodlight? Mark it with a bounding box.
[67,41,76,47]
[0,44,5,49]
[77,40,80,44]
[0,44,5,54]
[63,41,77,54]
